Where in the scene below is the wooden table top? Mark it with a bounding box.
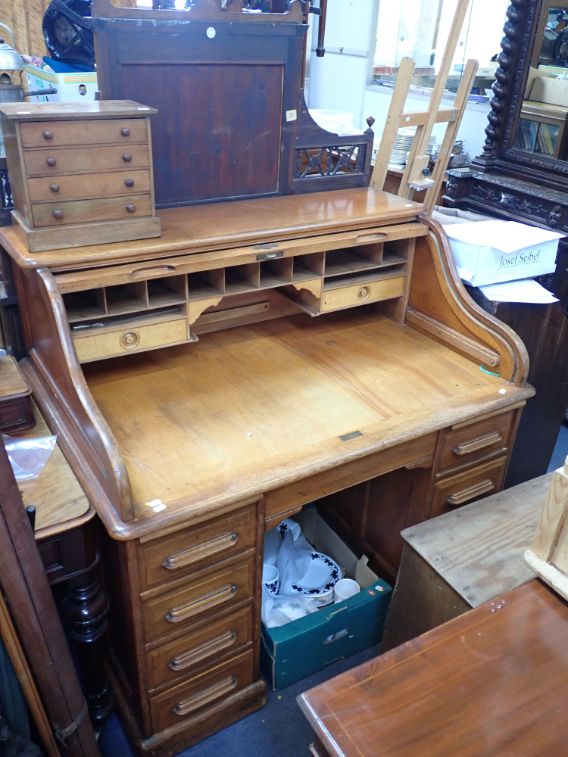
[84,311,532,533]
[299,581,568,757]
[8,402,92,538]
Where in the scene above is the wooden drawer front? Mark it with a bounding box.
[23,144,150,177]
[27,170,152,203]
[20,118,148,148]
[431,457,508,519]
[0,395,34,432]
[438,413,514,475]
[146,606,253,690]
[139,506,257,591]
[142,558,255,643]
[150,649,254,732]
[73,317,188,363]
[320,276,405,313]
[31,194,153,227]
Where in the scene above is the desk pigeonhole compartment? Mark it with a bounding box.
[260,509,391,690]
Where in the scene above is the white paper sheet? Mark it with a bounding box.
[479,278,559,304]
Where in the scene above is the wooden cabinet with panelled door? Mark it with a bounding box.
[0,101,161,252]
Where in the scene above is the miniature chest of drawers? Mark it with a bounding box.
[0,101,161,252]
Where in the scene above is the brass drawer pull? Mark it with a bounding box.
[447,479,495,507]
[358,286,370,300]
[172,675,237,717]
[167,631,237,672]
[120,127,131,137]
[453,431,503,456]
[125,203,136,213]
[42,129,53,140]
[161,532,239,571]
[46,157,56,167]
[49,183,60,193]
[122,152,132,162]
[52,209,64,220]
[165,584,237,624]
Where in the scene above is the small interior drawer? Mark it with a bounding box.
[146,605,254,690]
[142,557,255,643]
[31,194,153,227]
[320,275,405,313]
[73,316,188,363]
[430,456,508,519]
[149,649,254,732]
[23,144,150,177]
[27,170,152,203]
[437,412,515,475]
[20,118,148,148]
[139,505,257,591]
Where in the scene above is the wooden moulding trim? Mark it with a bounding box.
[92,0,304,24]
[406,309,501,369]
[33,269,133,520]
[414,216,530,385]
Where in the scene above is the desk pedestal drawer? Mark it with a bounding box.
[149,649,254,732]
[437,412,514,474]
[431,457,508,518]
[73,317,188,362]
[320,276,405,313]
[142,557,255,642]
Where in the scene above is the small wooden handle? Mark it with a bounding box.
[168,631,237,672]
[355,234,386,244]
[161,532,238,571]
[46,157,56,167]
[165,584,237,624]
[130,264,176,279]
[122,152,132,162]
[52,209,64,220]
[125,203,136,213]
[124,178,135,188]
[42,129,53,140]
[120,127,131,137]
[49,183,60,193]
[119,331,140,349]
[447,479,495,507]
[358,286,370,300]
[453,431,503,456]
[172,676,237,717]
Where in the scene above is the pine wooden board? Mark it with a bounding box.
[84,313,532,524]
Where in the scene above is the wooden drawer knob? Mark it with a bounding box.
[122,152,132,163]
[52,209,64,220]
[42,129,53,140]
[125,203,136,213]
[49,183,60,193]
[46,157,57,167]
[119,331,140,349]
[120,127,131,137]
[357,285,370,300]
[124,178,135,188]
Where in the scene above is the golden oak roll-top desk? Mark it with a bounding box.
[0,2,534,755]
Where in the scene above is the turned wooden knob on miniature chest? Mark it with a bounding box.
[358,285,370,300]
[124,178,134,188]
[120,127,131,137]
[125,203,136,213]
[122,152,132,163]
[46,156,57,167]
[42,129,53,140]
[52,209,64,220]
[49,183,60,193]
[120,331,140,349]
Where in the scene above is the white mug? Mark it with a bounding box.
[334,578,360,602]
[262,564,280,596]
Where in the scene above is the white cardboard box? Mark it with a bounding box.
[444,219,563,286]
[24,65,97,103]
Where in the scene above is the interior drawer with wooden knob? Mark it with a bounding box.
[138,504,257,591]
[31,194,153,227]
[23,144,151,177]
[73,316,188,363]
[319,274,405,313]
[149,649,254,732]
[19,118,148,148]
[430,456,508,519]
[146,605,254,690]
[27,170,152,203]
[437,412,515,475]
[142,557,255,643]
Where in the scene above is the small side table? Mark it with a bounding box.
[381,473,550,650]
[12,401,112,726]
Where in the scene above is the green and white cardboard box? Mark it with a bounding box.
[261,509,392,690]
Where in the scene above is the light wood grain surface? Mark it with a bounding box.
[0,355,30,398]
[84,312,532,527]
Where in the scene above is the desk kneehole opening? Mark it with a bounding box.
[164,583,238,624]
[172,675,238,718]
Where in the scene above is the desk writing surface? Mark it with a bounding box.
[84,311,531,524]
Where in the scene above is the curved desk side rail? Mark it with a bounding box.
[408,217,530,385]
[12,264,133,519]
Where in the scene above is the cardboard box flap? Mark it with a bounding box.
[444,220,563,254]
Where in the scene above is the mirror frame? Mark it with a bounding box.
[473,0,568,192]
